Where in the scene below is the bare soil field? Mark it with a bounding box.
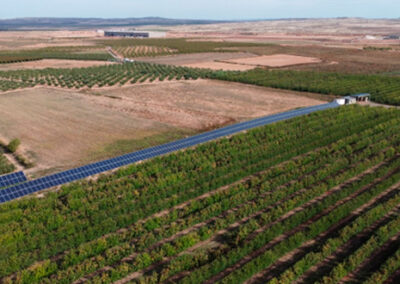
[183,61,255,71]
[130,39,399,74]
[0,59,115,71]
[135,52,258,65]
[224,54,321,67]
[0,88,185,175]
[0,80,324,175]
[89,79,326,130]
[231,44,400,74]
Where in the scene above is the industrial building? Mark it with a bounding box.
[104,31,166,38]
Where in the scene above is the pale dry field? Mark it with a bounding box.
[89,79,326,130]
[183,61,255,71]
[0,80,325,175]
[163,18,400,48]
[0,59,115,71]
[223,54,321,67]
[0,30,100,50]
[0,88,183,175]
[135,52,257,65]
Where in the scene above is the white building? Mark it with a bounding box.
[104,30,166,38]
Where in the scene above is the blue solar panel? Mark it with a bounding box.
[0,102,339,204]
[0,171,27,189]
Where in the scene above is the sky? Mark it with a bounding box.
[1,0,399,20]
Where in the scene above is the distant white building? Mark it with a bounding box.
[104,30,166,38]
[365,35,377,40]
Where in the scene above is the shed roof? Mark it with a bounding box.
[351,93,371,98]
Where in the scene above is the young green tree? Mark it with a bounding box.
[7,138,21,153]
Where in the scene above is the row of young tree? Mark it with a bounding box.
[1,59,399,107]
[319,214,400,283]
[26,124,394,284]
[0,62,213,91]
[113,45,176,58]
[364,245,400,284]
[269,187,400,283]
[0,46,112,64]
[103,38,263,55]
[154,147,400,284]
[2,106,400,284]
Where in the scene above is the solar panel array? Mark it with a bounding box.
[0,171,27,189]
[0,102,339,204]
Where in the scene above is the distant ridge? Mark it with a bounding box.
[0,17,231,30]
[1,17,398,31]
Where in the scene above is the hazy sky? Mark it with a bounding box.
[1,0,399,20]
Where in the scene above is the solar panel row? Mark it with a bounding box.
[0,102,339,204]
[0,171,27,189]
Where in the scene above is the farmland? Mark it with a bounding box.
[0,59,115,71]
[0,38,266,65]
[212,68,400,106]
[102,38,265,57]
[112,45,177,58]
[0,62,212,92]
[0,17,400,284]
[0,80,322,176]
[134,52,259,71]
[0,46,112,64]
[0,62,399,105]
[1,105,400,283]
[221,54,321,67]
[0,87,191,175]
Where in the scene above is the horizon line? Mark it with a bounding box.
[0,16,399,21]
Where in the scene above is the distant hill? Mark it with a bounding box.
[0,17,231,30]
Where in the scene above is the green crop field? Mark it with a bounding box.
[102,38,266,58]
[0,62,213,92]
[1,105,400,284]
[0,38,266,64]
[0,46,113,64]
[112,45,177,58]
